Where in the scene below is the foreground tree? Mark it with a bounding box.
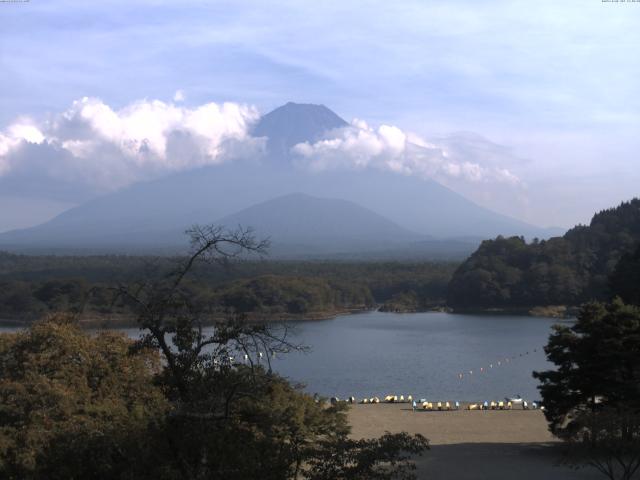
[307,432,428,480]
[0,225,429,479]
[113,225,428,479]
[0,314,168,479]
[534,299,640,480]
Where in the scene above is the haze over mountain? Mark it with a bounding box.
[215,193,423,256]
[0,102,562,255]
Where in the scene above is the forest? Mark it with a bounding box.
[448,199,640,309]
[0,253,456,323]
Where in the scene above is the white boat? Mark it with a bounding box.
[506,395,524,404]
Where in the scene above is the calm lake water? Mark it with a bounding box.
[0,311,562,402]
[271,311,558,402]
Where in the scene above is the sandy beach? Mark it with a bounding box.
[348,403,602,479]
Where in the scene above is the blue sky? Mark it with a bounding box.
[1,0,639,230]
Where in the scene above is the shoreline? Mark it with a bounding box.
[0,307,374,329]
[450,305,579,319]
[0,305,574,330]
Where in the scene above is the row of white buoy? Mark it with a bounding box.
[457,347,540,380]
[210,350,279,367]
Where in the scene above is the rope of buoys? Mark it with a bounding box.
[456,345,543,380]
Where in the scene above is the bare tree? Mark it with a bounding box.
[104,225,428,480]
[112,225,303,411]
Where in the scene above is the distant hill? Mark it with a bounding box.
[215,193,420,255]
[0,102,560,255]
[447,198,640,309]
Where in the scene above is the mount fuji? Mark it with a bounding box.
[0,102,561,256]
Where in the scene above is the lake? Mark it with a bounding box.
[271,311,559,402]
[0,311,562,402]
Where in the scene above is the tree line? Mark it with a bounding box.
[448,199,640,309]
[3,199,640,319]
[0,255,456,322]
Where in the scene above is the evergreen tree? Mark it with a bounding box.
[534,300,640,479]
[610,245,640,306]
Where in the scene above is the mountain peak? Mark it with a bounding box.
[280,101,332,112]
[253,102,348,164]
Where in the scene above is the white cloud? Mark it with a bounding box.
[0,97,264,191]
[0,97,525,208]
[292,120,522,186]
[0,121,45,175]
[173,89,185,102]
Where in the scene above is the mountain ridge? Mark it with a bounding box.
[0,102,562,255]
